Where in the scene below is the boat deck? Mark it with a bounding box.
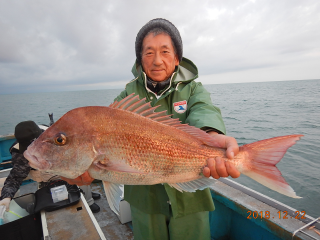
[17,180,133,240]
[90,182,133,240]
[3,173,320,240]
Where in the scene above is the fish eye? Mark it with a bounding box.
[54,133,67,146]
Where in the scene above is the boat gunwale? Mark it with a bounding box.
[210,178,320,240]
[217,178,320,229]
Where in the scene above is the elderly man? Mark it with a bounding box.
[114,18,240,240]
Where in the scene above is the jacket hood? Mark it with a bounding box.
[131,57,199,85]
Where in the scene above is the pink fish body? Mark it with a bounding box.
[24,94,302,213]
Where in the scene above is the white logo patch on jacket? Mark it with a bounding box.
[173,100,187,114]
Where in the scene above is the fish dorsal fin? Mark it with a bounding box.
[109,93,222,148]
[110,93,174,123]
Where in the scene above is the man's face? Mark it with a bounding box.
[141,33,179,82]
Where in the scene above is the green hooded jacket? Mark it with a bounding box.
[115,57,226,218]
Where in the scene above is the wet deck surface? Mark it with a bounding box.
[90,181,134,240]
[45,197,102,240]
[18,180,134,240]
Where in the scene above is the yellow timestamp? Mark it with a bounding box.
[247,210,306,220]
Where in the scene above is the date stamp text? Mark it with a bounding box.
[247,210,306,220]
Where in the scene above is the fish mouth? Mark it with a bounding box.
[24,150,51,171]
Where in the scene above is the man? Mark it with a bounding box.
[0,121,101,213]
[114,18,240,239]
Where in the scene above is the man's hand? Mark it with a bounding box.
[203,157,240,179]
[0,198,11,212]
[203,132,240,179]
[61,171,94,186]
[207,131,239,159]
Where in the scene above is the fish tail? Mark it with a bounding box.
[240,134,303,198]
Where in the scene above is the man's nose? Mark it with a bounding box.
[153,52,163,65]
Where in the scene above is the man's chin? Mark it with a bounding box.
[149,75,167,82]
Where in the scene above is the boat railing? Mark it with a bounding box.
[209,178,320,240]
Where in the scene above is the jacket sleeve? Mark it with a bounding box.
[0,152,31,200]
[114,89,128,102]
[185,82,226,135]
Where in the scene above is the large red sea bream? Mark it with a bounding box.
[24,94,303,214]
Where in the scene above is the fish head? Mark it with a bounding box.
[24,108,99,179]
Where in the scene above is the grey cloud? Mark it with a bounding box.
[0,0,319,94]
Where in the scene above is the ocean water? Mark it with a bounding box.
[0,79,319,218]
[206,79,320,219]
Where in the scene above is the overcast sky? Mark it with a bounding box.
[1,0,319,94]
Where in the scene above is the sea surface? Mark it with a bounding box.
[0,79,319,218]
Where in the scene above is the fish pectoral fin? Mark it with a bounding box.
[168,177,218,192]
[102,181,123,215]
[95,158,146,174]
